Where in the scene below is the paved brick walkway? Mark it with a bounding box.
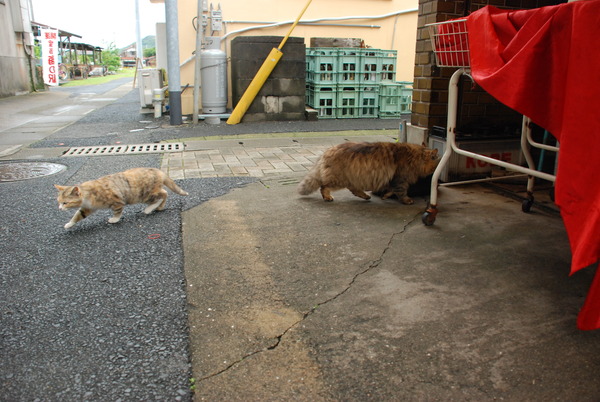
[160,134,396,180]
[161,145,325,179]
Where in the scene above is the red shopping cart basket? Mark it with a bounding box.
[426,19,470,67]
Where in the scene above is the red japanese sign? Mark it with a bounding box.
[41,29,59,86]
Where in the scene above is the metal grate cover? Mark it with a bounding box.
[63,142,184,157]
[0,162,67,182]
[125,143,184,154]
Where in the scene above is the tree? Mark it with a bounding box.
[102,43,122,72]
[144,47,156,58]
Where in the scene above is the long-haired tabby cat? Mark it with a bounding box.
[54,167,188,229]
[298,141,439,204]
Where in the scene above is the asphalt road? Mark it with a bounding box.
[30,80,401,150]
[0,80,255,400]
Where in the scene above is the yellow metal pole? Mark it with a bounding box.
[226,48,283,125]
[227,0,312,125]
[278,0,313,49]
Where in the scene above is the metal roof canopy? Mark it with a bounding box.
[31,21,82,40]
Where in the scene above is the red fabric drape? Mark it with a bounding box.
[465,2,600,330]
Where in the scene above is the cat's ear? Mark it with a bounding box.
[432,149,439,156]
[54,184,66,191]
[71,186,81,196]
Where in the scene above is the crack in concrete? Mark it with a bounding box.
[199,211,421,382]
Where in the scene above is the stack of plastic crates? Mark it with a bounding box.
[305,48,338,118]
[379,81,413,118]
[305,48,404,119]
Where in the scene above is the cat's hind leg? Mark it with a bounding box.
[320,186,335,202]
[65,208,94,229]
[108,203,125,223]
[144,189,168,214]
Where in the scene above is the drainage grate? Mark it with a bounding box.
[63,142,184,157]
[63,144,128,156]
[125,143,184,154]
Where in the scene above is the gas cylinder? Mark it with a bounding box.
[201,46,228,114]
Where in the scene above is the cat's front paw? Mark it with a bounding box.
[401,196,414,205]
[108,217,121,224]
[64,222,75,229]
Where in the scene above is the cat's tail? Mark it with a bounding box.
[297,158,322,195]
[163,175,189,196]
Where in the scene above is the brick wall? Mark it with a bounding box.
[412,0,564,133]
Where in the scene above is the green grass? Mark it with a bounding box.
[60,68,136,87]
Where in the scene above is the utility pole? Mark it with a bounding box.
[192,0,203,124]
[165,0,183,125]
[135,0,143,66]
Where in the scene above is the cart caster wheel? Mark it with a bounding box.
[522,198,534,213]
[422,211,436,226]
[423,205,438,226]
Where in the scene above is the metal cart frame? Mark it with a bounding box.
[422,19,559,226]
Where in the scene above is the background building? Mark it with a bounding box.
[151,0,419,115]
[0,0,40,97]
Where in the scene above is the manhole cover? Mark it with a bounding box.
[0,162,66,182]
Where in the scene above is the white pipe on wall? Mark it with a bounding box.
[220,8,418,40]
[180,8,418,67]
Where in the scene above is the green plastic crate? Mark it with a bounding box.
[306,84,337,119]
[336,49,362,85]
[379,82,413,118]
[358,85,380,118]
[306,48,338,85]
[360,49,397,83]
[336,85,360,118]
[306,47,399,86]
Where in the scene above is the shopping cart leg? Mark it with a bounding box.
[423,68,465,226]
[520,116,536,212]
[423,141,452,225]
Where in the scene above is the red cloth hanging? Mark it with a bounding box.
[465,2,600,330]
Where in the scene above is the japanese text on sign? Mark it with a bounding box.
[41,29,59,86]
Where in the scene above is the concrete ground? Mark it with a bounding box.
[1,82,599,401]
[182,168,600,401]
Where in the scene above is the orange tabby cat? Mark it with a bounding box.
[54,167,188,229]
[298,142,439,204]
